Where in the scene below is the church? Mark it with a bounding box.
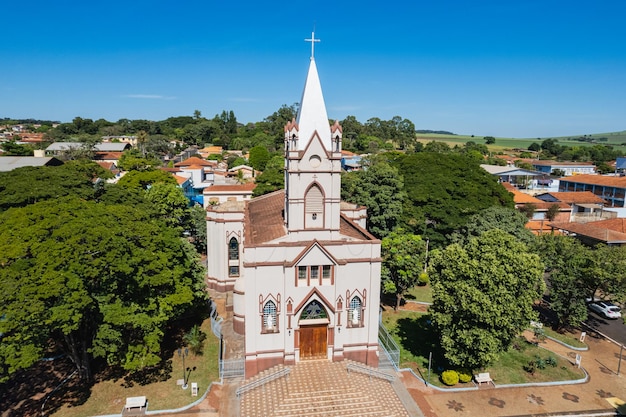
[206,35,382,378]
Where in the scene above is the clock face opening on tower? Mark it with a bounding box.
[309,155,321,168]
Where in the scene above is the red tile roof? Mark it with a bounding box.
[560,174,626,188]
[549,221,626,244]
[541,191,605,204]
[175,156,213,167]
[245,190,287,245]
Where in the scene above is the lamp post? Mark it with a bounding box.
[178,347,189,389]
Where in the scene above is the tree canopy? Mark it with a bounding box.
[381,230,426,310]
[341,159,405,238]
[429,229,545,369]
[0,197,206,382]
[391,152,514,247]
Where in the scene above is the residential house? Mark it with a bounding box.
[0,156,64,172]
[535,191,612,222]
[203,183,257,206]
[531,160,596,176]
[558,174,626,208]
[501,182,570,234]
[548,218,626,246]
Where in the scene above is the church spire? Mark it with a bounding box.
[295,32,332,151]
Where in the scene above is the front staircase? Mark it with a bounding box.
[239,360,409,417]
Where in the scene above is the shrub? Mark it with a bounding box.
[418,272,429,286]
[534,355,546,370]
[524,360,537,375]
[546,356,558,367]
[183,325,207,355]
[441,370,459,386]
[457,369,472,383]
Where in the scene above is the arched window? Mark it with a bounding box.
[263,301,277,333]
[305,184,323,226]
[228,237,239,260]
[348,296,362,327]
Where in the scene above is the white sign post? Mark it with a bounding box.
[579,331,586,342]
[575,354,582,368]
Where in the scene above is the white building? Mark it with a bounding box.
[206,44,381,378]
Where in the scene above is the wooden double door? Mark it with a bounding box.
[299,324,327,360]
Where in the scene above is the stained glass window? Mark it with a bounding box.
[349,296,362,326]
[300,300,328,320]
[263,301,277,331]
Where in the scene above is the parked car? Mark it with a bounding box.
[588,301,622,319]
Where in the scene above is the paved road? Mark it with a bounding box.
[585,308,626,346]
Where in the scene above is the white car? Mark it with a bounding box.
[588,301,622,319]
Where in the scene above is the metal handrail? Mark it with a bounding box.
[235,367,291,397]
[346,362,395,382]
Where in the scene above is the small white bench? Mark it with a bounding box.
[125,396,147,411]
[474,372,493,386]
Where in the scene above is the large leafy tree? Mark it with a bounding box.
[381,230,426,310]
[451,206,535,246]
[429,229,545,369]
[252,155,284,197]
[0,197,206,382]
[535,234,591,329]
[341,160,405,238]
[392,152,514,247]
[0,161,109,212]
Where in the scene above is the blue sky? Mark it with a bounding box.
[2,1,625,138]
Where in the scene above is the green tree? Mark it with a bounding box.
[0,141,34,155]
[0,197,206,382]
[393,153,514,247]
[381,230,426,310]
[117,169,176,190]
[484,136,496,145]
[341,160,405,238]
[535,234,590,329]
[145,182,190,229]
[248,145,271,171]
[117,150,161,171]
[0,161,109,212]
[452,206,535,246]
[429,229,545,369]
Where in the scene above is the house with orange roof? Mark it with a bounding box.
[535,191,613,222]
[549,218,626,246]
[558,174,626,207]
[501,182,570,234]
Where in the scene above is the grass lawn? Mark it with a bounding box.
[51,318,220,417]
[404,284,433,304]
[381,309,585,388]
[541,326,587,349]
[414,132,626,154]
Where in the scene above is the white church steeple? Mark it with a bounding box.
[283,32,343,235]
[294,32,332,151]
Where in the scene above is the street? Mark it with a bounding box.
[584,309,626,346]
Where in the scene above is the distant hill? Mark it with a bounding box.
[415,129,456,135]
[1,117,60,125]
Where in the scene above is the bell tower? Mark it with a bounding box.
[284,32,343,238]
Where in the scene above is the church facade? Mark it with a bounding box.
[206,42,381,378]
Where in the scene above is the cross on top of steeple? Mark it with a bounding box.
[304,31,320,58]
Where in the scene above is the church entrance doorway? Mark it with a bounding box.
[298,300,329,360]
[299,324,327,359]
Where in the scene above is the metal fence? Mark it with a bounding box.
[378,323,400,369]
[220,358,245,380]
